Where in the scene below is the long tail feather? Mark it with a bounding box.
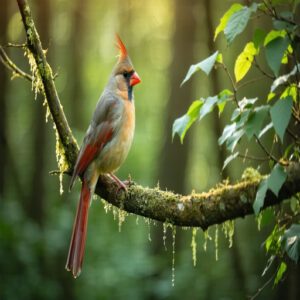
[65,179,91,278]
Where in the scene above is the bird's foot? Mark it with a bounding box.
[109,173,128,193]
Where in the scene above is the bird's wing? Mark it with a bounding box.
[69,94,121,189]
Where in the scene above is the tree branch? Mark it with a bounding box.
[0,45,33,82]
[14,0,300,229]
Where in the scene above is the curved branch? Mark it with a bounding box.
[95,163,300,228]
[15,0,300,229]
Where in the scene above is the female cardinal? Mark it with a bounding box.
[66,35,141,278]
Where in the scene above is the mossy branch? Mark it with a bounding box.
[14,0,300,229]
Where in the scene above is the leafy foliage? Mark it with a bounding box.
[173,0,300,288]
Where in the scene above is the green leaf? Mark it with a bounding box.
[216,53,223,63]
[219,123,237,145]
[267,92,276,102]
[239,97,258,110]
[253,28,266,49]
[280,85,297,102]
[172,100,203,143]
[217,89,233,115]
[253,179,268,215]
[236,109,251,128]
[271,64,300,92]
[219,122,245,152]
[270,96,293,142]
[281,44,293,65]
[214,3,243,40]
[268,164,287,196]
[253,164,287,215]
[265,225,283,252]
[226,128,245,152]
[199,96,218,120]
[223,152,239,170]
[244,106,269,139]
[181,51,219,86]
[265,36,289,76]
[282,224,300,263]
[234,42,257,82]
[260,208,275,228]
[224,3,257,44]
[264,30,286,46]
[274,262,287,285]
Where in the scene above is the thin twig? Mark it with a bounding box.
[253,57,275,80]
[248,272,276,300]
[221,62,239,108]
[6,42,27,48]
[254,134,279,163]
[0,45,32,82]
[237,76,268,89]
[238,154,269,162]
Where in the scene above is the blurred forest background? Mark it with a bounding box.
[0,0,299,299]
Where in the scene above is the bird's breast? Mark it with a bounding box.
[96,101,135,173]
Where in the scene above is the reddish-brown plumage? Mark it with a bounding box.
[66,35,140,278]
[66,179,91,277]
[72,124,114,178]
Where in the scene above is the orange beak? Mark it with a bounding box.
[130,71,141,87]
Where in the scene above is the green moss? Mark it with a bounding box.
[25,48,43,99]
[242,167,262,181]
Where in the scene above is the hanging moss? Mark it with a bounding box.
[191,227,198,267]
[54,125,69,194]
[171,225,176,287]
[222,220,235,248]
[214,225,219,261]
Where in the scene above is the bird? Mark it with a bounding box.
[66,35,141,278]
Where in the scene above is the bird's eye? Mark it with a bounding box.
[123,72,129,78]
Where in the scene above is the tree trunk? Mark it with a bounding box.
[69,0,86,128]
[0,0,9,197]
[204,0,247,296]
[148,1,198,298]
[157,0,198,194]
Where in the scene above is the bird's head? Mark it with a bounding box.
[112,34,141,101]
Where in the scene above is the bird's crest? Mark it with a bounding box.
[115,34,128,60]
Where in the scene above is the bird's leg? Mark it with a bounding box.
[109,173,127,192]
